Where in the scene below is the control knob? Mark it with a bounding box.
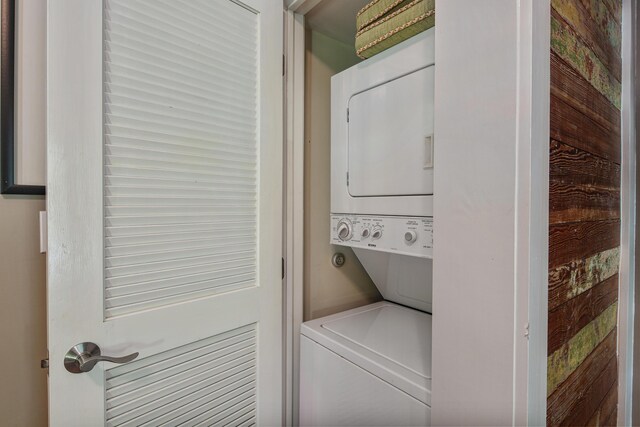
[371,227,382,240]
[337,220,353,241]
[404,230,418,244]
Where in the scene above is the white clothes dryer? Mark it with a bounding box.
[331,29,435,219]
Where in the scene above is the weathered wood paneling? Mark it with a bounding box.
[548,276,618,355]
[548,303,617,395]
[587,379,618,426]
[551,14,621,108]
[549,138,621,224]
[547,329,617,425]
[578,0,622,52]
[549,178,620,224]
[551,53,620,154]
[551,51,621,133]
[550,140,620,183]
[550,94,619,163]
[548,0,621,423]
[552,0,621,79]
[558,355,618,426]
[549,219,620,269]
[549,251,619,311]
[596,0,623,35]
[601,404,618,427]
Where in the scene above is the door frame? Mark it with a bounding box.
[282,0,640,424]
[283,5,305,426]
[619,0,638,424]
[282,0,551,425]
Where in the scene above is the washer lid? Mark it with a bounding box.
[323,303,431,377]
[301,301,432,405]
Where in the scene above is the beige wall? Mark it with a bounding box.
[0,195,47,426]
[0,0,48,424]
[303,30,381,321]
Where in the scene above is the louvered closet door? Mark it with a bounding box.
[47,1,283,425]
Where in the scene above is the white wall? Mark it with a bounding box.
[303,30,380,320]
[431,1,548,424]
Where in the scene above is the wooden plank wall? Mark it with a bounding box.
[547,0,622,425]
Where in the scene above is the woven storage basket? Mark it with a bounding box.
[355,0,435,59]
[356,0,414,32]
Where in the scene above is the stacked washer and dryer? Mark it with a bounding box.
[300,29,436,427]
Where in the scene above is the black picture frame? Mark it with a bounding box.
[1,0,45,195]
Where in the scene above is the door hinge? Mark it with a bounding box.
[41,350,49,372]
[283,54,286,76]
[282,257,285,280]
[347,108,349,122]
[346,172,349,186]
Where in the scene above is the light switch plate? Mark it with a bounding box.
[39,211,47,254]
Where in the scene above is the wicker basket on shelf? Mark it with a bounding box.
[355,0,435,59]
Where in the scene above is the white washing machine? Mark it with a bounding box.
[300,302,431,427]
[300,30,435,427]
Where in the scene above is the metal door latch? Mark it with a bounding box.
[64,342,138,373]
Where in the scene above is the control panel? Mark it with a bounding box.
[330,214,433,258]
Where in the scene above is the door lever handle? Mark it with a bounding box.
[64,342,139,374]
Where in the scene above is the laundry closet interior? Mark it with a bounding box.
[285,0,434,425]
[284,0,547,425]
[295,0,434,425]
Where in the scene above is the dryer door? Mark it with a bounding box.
[348,65,434,197]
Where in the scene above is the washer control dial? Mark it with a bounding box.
[404,230,418,244]
[331,215,432,258]
[337,220,353,241]
[371,227,382,240]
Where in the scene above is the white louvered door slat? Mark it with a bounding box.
[103,0,260,317]
[47,0,283,425]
